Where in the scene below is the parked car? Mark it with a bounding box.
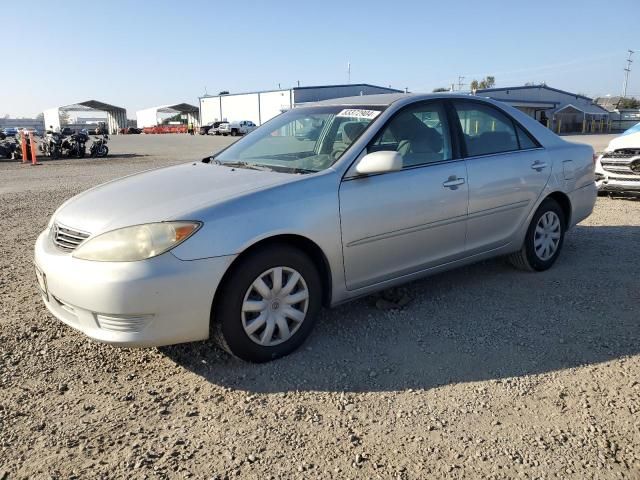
[34,94,596,362]
[203,121,226,136]
[595,122,640,194]
[218,120,257,136]
[208,121,227,136]
[3,127,18,136]
[199,122,214,135]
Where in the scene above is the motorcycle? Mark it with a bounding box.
[40,131,63,159]
[62,132,88,158]
[9,133,34,161]
[89,134,109,157]
[0,138,17,159]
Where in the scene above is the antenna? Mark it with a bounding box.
[623,49,634,97]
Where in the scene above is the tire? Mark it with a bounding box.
[509,197,566,272]
[212,245,322,362]
[98,146,108,157]
[230,129,237,137]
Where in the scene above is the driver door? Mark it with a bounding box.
[339,101,469,290]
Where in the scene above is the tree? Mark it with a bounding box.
[35,112,44,121]
[162,113,184,124]
[479,76,495,89]
[619,97,640,109]
[470,76,496,91]
[432,87,449,92]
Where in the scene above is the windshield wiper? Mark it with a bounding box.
[215,160,275,172]
[246,151,316,161]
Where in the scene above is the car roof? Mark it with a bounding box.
[308,92,479,107]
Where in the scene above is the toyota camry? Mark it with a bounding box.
[34,93,597,362]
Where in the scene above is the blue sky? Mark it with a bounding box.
[2,0,639,118]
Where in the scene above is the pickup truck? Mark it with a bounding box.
[218,120,257,136]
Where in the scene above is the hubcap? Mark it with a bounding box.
[241,267,309,347]
[534,211,561,261]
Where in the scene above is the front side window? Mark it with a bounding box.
[214,106,384,173]
[454,102,519,156]
[369,102,452,168]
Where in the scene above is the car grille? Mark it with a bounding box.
[601,150,640,176]
[52,223,90,252]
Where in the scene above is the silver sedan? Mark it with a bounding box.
[34,94,597,362]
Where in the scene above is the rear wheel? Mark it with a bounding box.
[509,197,566,271]
[212,245,322,362]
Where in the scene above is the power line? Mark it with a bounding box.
[457,76,465,91]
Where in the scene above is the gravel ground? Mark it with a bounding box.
[1,134,639,479]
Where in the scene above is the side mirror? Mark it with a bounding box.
[355,151,403,175]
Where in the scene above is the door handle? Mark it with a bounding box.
[531,161,548,171]
[442,176,465,189]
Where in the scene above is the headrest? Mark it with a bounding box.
[342,122,366,143]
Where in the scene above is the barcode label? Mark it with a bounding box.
[336,109,381,120]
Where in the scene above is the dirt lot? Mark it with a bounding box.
[1,134,638,479]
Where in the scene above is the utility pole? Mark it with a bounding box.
[347,62,351,84]
[457,76,465,91]
[623,49,634,97]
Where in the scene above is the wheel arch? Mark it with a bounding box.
[213,234,333,311]
[545,191,572,227]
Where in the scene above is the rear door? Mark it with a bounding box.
[339,100,469,290]
[452,100,551,254]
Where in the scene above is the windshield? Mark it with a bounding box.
[213,106,384,173]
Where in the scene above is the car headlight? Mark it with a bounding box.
[72,221,201,262]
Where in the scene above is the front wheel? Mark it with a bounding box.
[212,245,322,362]
[509,198,566,271]
[98,145,108,157]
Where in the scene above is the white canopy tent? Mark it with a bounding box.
[135,103,199,128]
[43,100,127,134]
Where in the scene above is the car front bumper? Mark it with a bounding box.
[596,175,640,192]
[34,229,235,347]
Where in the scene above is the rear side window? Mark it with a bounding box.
[454,102,519,156]
[515,124,538,149]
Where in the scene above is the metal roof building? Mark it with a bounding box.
[43,100,127,134]
[199,84,403,126]
[136,103,200,128]
[476,85,610,133]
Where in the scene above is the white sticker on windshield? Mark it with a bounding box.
[336,109,380,120]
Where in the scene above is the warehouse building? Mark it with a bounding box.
[136,103,200,128]
[476,85,610,133]
[199,84,403,126]
[594,96,640,132]
[43,100,127,135]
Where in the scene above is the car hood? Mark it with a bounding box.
[54,162,295,234]
[605,131,640,152]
